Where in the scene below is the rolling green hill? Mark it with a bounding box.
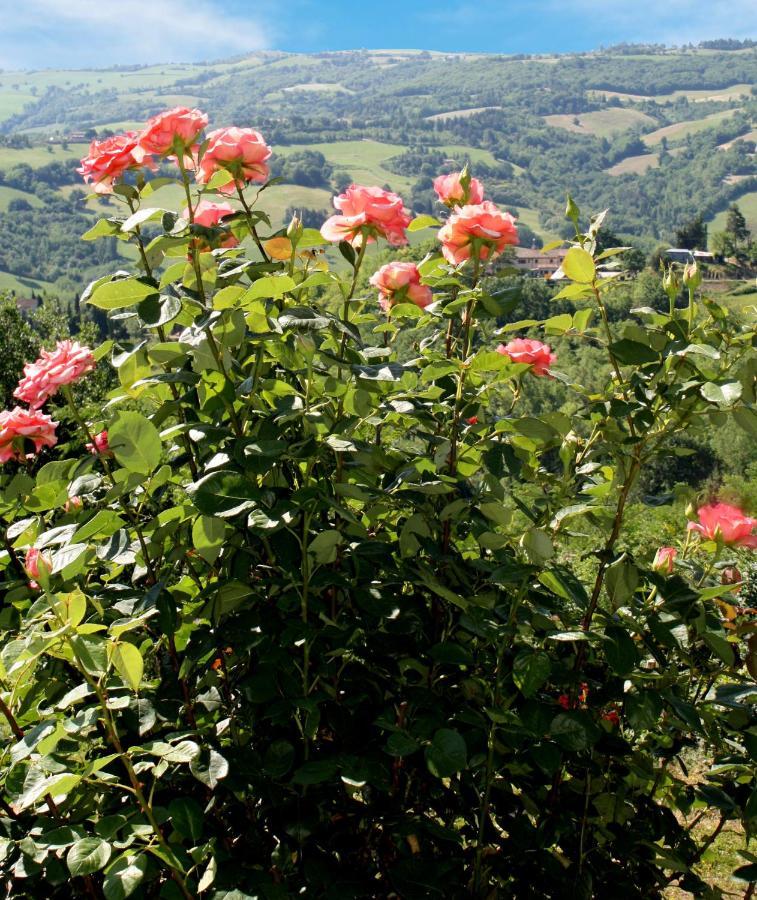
[0,45,754,299]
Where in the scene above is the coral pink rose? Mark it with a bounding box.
[14,340,96,410]
[433,171,484,207]
[182,201,239,249]
[438,201,517,265]
[688,502,757,548]
[369,261,432,311]
[24,547,52,589]
[86,430,111,457]
[496,338,556,377]
[321,184,411,248]
[0,407,58,463]
[653,547,677,574]
[134,106,208,161]
[195,127,272,194]
[77,132,143,194]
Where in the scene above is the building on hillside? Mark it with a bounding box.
[513,246,568,277]
[664,248,714,264]
[15,296,41,314]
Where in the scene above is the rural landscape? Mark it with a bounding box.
[0,22,754,900]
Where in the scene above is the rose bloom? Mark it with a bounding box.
[134,106,208,161]
[496,338,557,377]
[195,127,272,194]
[321,184,411,248]
[437,201,518,265]
[653,546,677,574]
[0,407,58,463]
[24,547,52,589]
[369,262,432,311]
[183,201,239,249]
[688,502,757,548]
[602,710,620,727]
[14,340,96,410]
[77,132,143,194]
[86,430,110,456]
[433,171,485,207]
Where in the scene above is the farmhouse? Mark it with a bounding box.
[513,246,568,277]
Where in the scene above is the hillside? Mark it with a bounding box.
[0,45,754,299]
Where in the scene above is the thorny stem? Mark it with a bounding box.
[236,184,270,263]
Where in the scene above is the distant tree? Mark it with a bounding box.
[674,214,707,250]
[710,231,735,260]
[725,204,750,246]
[0,296,40,407]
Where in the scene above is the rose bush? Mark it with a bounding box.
[0,113,755,900]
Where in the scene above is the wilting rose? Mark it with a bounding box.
[433,171,484,207]
[369,261,432,311]
[134,106,208,161]
[0,407,58,463]
[86,430,110,456]
[183,201,239,249]
[321,184,411,248]
[688,502,757,548]
[14,340,95,410]
[496,338,556,377]
[77,132,143,194]
[653,547,677,574]
[195,127,272,194]
[437,201,517,265]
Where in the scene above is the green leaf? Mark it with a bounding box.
[408,214,441,232]
[189,748,229,789]
[137,293,182,328]
[608,340,659,365]
[88,277,159,310]
[562,247,595,284]
[103,853,148,900]
[187,470,259,517]
[67,837,112,876]
[701,382,743,407]
[81,219,124,242]
[603,625,638,675]
[244,275,296,301]
[192,516,226,564]
[121,207,168,232]
[513,652,551,698]
[168,798,204,842]
[425,728,467,778]
[550,713,596,752]
[108,412,162,475]
[292,759,338,785]
[111,642,143,692]
[734,406,757,438]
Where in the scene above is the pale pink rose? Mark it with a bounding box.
[438,201,518,265]
[321,184,411,248]
[433,171,484,207]
[195,127,272,194]
[369,261,432,311]
[496,338,556,377]
[64,496,83,514]
[77,132,144,194]
[14,340,96,410]
[182,201,239,249]
[688,502,757,548]
[134,106,208,162]
[86,430,110,456]
[0,407,58,463]
[653,547,677,574]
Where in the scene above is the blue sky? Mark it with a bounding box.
[0,0,755,70]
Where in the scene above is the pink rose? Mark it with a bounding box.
[64,496,83,514]
[77,132,143,194]
[86,430,111,457]
[496,338,556,377]
[688,502,757,548]
[321,184,411,248]
[433,171,484,207]
[0,407,58,463]
[182,201,239,249]
[195,127,272,194]
[14,340,96,410]
[437,201,518,265]
[134,106,208,161]
[24,547,51,589]
[369,262,432,311]
[653,547,677,574]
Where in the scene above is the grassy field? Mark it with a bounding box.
[591,82,752,104]
[606,153,660,176]
[708,190,757,236]
[0,270,53,294]
[0,142,88,168]
[513,206,562,244]
[718,129,757,150]
[0,185,43,211]
[426,106,502,122]
[0,64,205,97]
[642,108,740,146]
[544,108,657,138]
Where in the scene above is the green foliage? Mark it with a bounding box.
[0,146,755,900]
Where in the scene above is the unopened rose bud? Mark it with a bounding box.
[287,213,303,246]
[24,548,52,589]
[64,496,83,514]
[653,546,677,575]
[683,260,702,291]
[685,502,697,521]
[565,194,580,223]
[662,266,680,301]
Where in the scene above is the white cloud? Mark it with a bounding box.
[0,0,269,70]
